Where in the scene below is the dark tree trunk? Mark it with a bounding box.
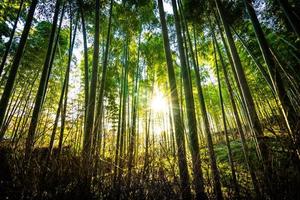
[117,41,129,184]
[25,0,61,160]
[214,31,262,198]
[244,0,300,154]
[58,12,78,156]
[113,63,124,185]
[213,36,240,198]
[0,0,24,76]
[93,0,113,157]
[127,32,141,185]
[231,27,274,93]
[158,0,192,198]
[277,0,300,37]
[0,0,38,137]
[215,0,272,196]
[44,5,65,161]
[83,0,100,160]
[78,0,89,132]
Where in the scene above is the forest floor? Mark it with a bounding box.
[0,130,299,200]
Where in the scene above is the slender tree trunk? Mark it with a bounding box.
[101,114,106,159]
[158,0,192,198]
[78,0,89,135]
[244,0,299,154]
[58,13,78,156]
[25,0,61,160]
[113,63,124,185]
[231,27,274,93]
[194,40,223,200]
[0,0,24,76]
[1,84,26,136]
[174,1,210,199]
[44,6,65,161]
[180,8,222,199]
[277,0,300,37]
[12,77,36,145]
[233,29,292,135]
[0,0,38,136]
[215,0,272,196]
[127,32,141,185]
[213,37,240,198]
[41,2,66,107]
[214,31,261,197]
[18,98,35,143]
[168,101,176,158]
[117,41,129,184]
[214,15,251,130]
[215,0,267,164]
[269,47,300,96]
[93,0,114,157]
[1,81,24,132]
[83,0,100,160]
[143,82,154,178]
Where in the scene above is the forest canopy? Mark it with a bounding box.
[0,0,299,199]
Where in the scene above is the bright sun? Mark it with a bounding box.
[151,89,168,113]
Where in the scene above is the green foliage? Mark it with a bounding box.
[0,0,299,199]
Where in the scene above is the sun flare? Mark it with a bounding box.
[150,89,168,113]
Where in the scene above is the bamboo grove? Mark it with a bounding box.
[0,0,299,199]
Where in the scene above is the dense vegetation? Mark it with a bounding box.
[0,0,299,199]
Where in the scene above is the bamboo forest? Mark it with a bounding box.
[0,0,299,199]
